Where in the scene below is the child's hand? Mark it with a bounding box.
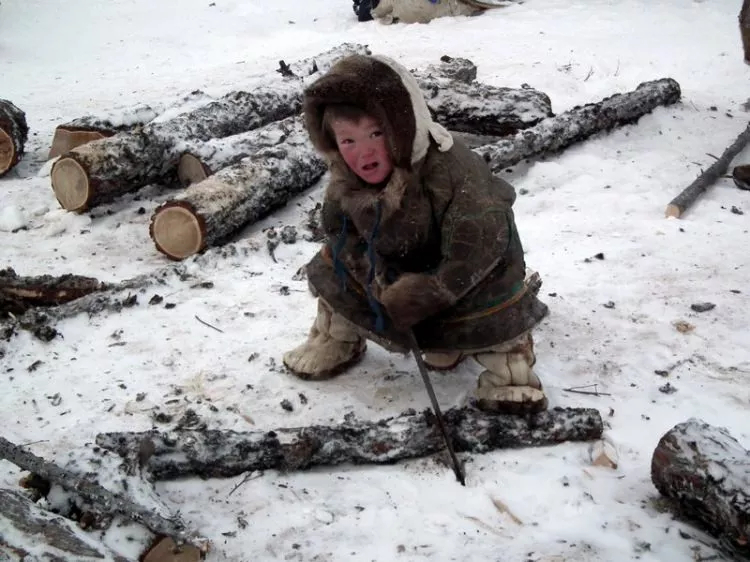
[379,273,453,330]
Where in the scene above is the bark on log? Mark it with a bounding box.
[96,406,603,480]
[50,43,369,212]
[0,99,29,178]
[741,0,750,64]
[665,121,750,218]
[0,267,107,316]
[0,436,209,551]
[150,117,327,260]
[0,489,130,562]
[175,116,303,187]
[473,78,682,174]
[651,419,750,559]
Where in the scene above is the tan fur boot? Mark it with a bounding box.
[472,331,548,414]
[423,350,464,371]
[372,0,481,24]
[283,300,366,380]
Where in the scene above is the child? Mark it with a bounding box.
[283,54,549,414]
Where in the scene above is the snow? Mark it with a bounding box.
[1,0,749,560]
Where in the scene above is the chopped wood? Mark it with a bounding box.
[96,406,604,480]
[150,117,327,260]
[0,436,209,551]
[0,488,130,561]
[0,267,106,316]
[651,418,750,559]
[0,99,29,177]
[49,43,369,211]
[473,78,682,174]
[665,121,750,218]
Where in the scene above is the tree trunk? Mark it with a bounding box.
[49,43,369,212]
[0,99,29,178]
[150,118,327,260]
[0,267,107,316]
[96,406,603,480]
[665,121,750,218]
[0,436,208,551]
[473,78,682,174]
[741,0,750,64]
[651,419,750,559]
[0,489,130,562]
[175,115,303,186]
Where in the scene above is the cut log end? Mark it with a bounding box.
[151,204,205,260]
[0,127,14,175]
[664,203,682,218]
[177,153,210,187]
[51,158,91,211]
[48,128,109,160]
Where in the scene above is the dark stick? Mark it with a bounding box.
[408,332,466,486]
[665,121,750,218]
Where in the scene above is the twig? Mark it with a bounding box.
[227,470,263,497]
[562,384,612,397]
[194,315,223,333]
[583,66,594,82]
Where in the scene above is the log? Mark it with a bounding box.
[50,43,369,212]
[473,78,682,174]
[150,117,327,260]
[96,406,604,480]
[665,121,750,218]
[0,99,28,178]
[651,419,750,558]
[742,0,750,64]
[0,267,107,316]
[175,115,303,186]
[0,436,209,551]
[0,488,130,561]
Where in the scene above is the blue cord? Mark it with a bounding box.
[366,201,386,333]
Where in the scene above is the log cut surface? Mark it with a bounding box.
[0,99,29,177]
[96,406,604,480]
[473,78,681,173]
[651,418,750,558]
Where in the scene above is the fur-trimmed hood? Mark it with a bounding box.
[303,54,453,170]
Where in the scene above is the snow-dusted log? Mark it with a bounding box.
[0,489,130,562]
[665,121,750,218]
[150,120,326,260]
[473,78,682,174]
[0,436,208,551]
[96,406,603,480]
[741,0,750,63]
[176,116,303,186]
[422,55,478,84]
[0,99,28,178]
[0,267,106,315]
[651,419,750,559]
[50,43,369,212]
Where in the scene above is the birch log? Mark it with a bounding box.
[473,78,682,174]
[0,489,130,562]
[651,419,750,559]
[50,43,369,212]
[741,0,750,64]
[96,406,604,480]
[150,118,326,259]
[0,99,28,178]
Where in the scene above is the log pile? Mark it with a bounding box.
[0,99,28,177]
[651,419,750,559]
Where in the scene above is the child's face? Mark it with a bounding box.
[330,115,393,185]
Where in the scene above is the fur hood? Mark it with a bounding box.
[303,54,453,170]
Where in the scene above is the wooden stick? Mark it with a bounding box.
[665,122,750,218]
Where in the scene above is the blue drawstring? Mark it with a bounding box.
[365,200,385,333]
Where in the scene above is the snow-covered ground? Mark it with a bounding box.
[1,0,749,560]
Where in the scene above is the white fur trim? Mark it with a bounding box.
[372,54,453,164]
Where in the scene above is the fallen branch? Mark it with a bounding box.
[96,406,603,480]
[0,436,208,551]
[665,121,750,218]
[473,78,682,174]
[651,419,750,559]
[0,99,28,177]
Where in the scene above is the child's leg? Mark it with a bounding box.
[282,299,366,380]
[472,331,548,413]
